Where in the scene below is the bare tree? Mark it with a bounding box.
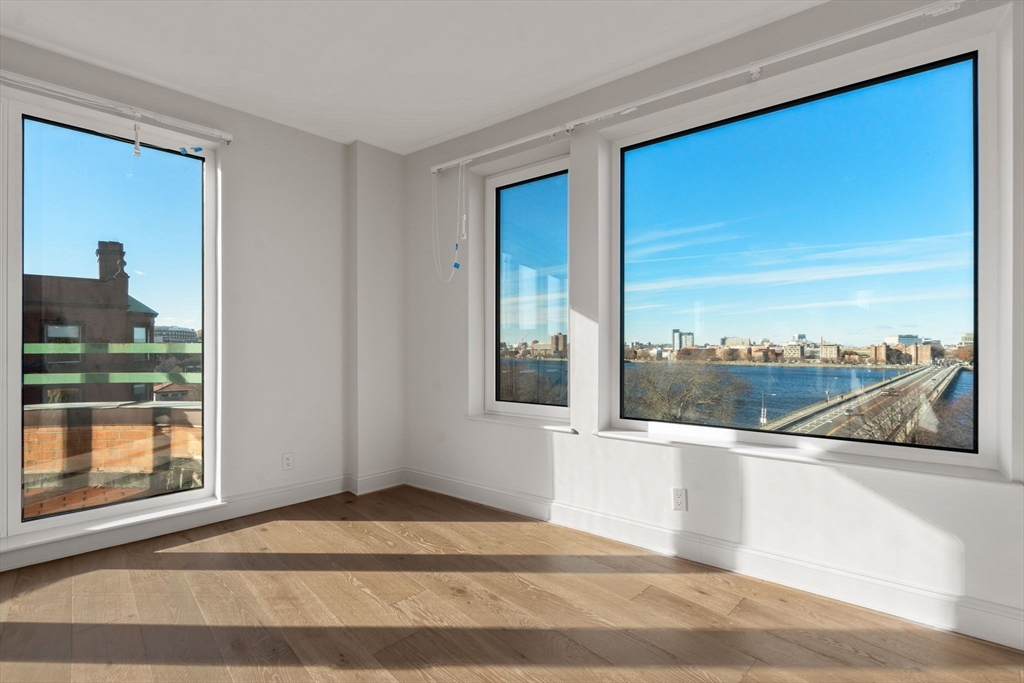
[912,394,974,450]
[622,362,749,426]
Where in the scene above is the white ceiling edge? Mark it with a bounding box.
[0,28,303,142]
[400,1,828,156]
[0,2,825,156]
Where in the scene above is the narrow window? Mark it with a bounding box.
[21,117,205,520]
[43,323,82,364]
[621,54,977,453]
[496,171,569,407]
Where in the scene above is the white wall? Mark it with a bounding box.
[403,1,1024,650]
[0,36,353,563]
[350,141,407,491]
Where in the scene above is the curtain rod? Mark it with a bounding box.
[0,70,234,145]
[430,0,962,174]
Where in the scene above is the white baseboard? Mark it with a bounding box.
[405,468,553,520]
[957,597,1024,651]
[352,468,406,495]
[0,475,346,571]
[401,468,1024,652]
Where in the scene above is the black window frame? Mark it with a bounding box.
[618,52,979,455]
[494,168,570,408]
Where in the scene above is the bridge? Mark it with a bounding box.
[764,364,962,443]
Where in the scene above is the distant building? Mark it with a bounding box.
[551,333,567,358]
[884,334,922,347]
[22,241,158,405]
[783,343,804,361]
[870,343,888,364]
[154,326,198,343]
[671,330,695,351]
[724,336,751,348]
[960,332,975,346]
[820,343,841,363]
[533,342,553,357]
[792,333,807,342]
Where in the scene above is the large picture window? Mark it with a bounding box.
[621,54,977,454]
[496,170,569,408]
[19,116,206,520]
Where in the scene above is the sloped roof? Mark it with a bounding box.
[127,295,158,316]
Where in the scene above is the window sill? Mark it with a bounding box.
[467,412,578,434]
[594,429,1016,484]
[1,496,225,552]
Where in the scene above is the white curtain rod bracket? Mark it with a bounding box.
[0,70,234,146]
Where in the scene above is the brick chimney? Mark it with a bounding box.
[96,241,128,280]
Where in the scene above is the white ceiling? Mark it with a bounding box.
[0,1,822,154]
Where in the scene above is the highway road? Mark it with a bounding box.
[784,365,959,439]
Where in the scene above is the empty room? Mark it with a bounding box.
[0,1,1022,681]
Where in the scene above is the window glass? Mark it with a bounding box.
[496,171,569,406]
[21,117,205,520]
[621,55,977,453]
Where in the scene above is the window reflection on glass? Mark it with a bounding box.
[496,171,569,406]
[21,117,205,520]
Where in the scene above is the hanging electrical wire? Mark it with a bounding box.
[431,160,468,283]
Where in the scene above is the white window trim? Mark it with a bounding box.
[0,84,222,539]
[480,157,571,423]
[603,7,1016,478]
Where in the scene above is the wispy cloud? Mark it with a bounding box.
[719,289,971,316]
[624,303,667,312]
[626,253,720,265]
[625,221,725,246]
[134,270,145,275]
[626,234,743,259]
[624,255,971,293]
[742,232,971,267]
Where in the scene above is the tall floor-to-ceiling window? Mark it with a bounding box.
[3,88,218,532]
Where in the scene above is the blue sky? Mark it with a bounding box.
[623,58,975,347]
[23,118,204,330]
[498,172,568,346]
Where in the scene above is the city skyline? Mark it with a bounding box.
[622,58,975,348]
[628,325,967,349]
[23,118,204,330]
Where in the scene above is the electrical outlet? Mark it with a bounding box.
[282,452,294,471]
[672,487,687,511]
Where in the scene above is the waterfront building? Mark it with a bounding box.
[551,332,567,357]
[820,343,841,363]
[783,343,804,360]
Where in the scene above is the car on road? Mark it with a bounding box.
[844,408,855,415]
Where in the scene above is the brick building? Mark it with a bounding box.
[22,241,158,405]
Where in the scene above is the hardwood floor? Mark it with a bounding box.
[1,485,1021,682]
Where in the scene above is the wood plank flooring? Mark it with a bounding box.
[1,485,1021,682]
